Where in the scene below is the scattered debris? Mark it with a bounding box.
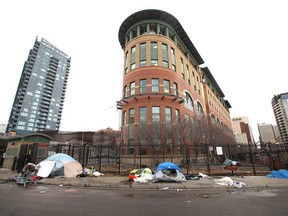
[161,186,169,190]
[214,176,246,188]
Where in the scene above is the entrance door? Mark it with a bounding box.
[16,144,28,172]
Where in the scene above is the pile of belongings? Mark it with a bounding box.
[153,162,187,182]
[128,168,154,183]
[82,167,104,177]
[223,159,240,171]
[185,173,201,180]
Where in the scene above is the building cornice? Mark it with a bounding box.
[118,9,204,65]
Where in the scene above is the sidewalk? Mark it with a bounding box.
[1,168,288,190]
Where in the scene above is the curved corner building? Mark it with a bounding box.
[118,9,232,165]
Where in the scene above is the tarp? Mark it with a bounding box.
[267,169,288,179]
[36,153,83,178]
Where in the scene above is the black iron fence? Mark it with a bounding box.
[17,142,288,176]
[50,142,288,176]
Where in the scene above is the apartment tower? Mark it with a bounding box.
[6,37,71,135]
[117,9,232,164]
[257,123,280,143]
[232,116,255,144]
[272,93,288,144]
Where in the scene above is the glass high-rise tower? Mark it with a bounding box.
[272,93,288,144]
[6,37,71,135]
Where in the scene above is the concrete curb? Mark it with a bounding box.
[1,168,288,191]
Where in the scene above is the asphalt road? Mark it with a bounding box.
[1,183,288,216]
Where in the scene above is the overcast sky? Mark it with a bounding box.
[1,0,287,141]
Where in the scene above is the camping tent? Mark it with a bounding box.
[154,162,187,182]
[36,153,83,178]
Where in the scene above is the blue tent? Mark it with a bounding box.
[156,162,183,173]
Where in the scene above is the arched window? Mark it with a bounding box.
[196,101,203,115]
[185,92,194,111]
[211,114,216,124]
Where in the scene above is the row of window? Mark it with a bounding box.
[123,78,203,114]
[124,79,178,97]
[122,107,227,139]
[126,43,174,72]
[125,41,202,95]
[122,106,177,128]
[125,22,176,45]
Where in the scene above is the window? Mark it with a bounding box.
[130,63,135,70]
[152,107,160,123]
[171,48,176,71]
[192,71,196,91]
[165,107,172,124]
[125,51,128,74]
[149,23,157,34]
[196,101,204,115]
[140,43,146,67]
[185,92,194,111]
[186,65,190,85]
[129,109,135,124]
[124,85,128,97]
[122,111,126,126]
[130,82,135,95]
[140,23,147,35]
[211,114,216,124]
[159,24,167,36]
[151,42,158,66]
[162,44,169,68]
[140,79,147,93]
[175,109,182,154]
[164,80,170,93]
[181,58,185,79]
[152,78,159,92]
[165,107,173,155]
[36,148,46,157]
[130,46,136,70]
[139,107,147,123]
[139,107,147,154]
[173,83,178,96]
[197,76,200,95]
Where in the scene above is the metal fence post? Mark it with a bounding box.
[227,143,231,159]
[206,144,211,176]
[248,143,256,175]
[268,142,277,170]
[99,143,102,172]
[118,142,121,175]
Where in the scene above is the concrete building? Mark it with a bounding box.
[0,124,6,134]
[272,93,288,144]
[232,116,254,144]
[6,37,71,135]
[257,123,280,143]
[117,9,233,164]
